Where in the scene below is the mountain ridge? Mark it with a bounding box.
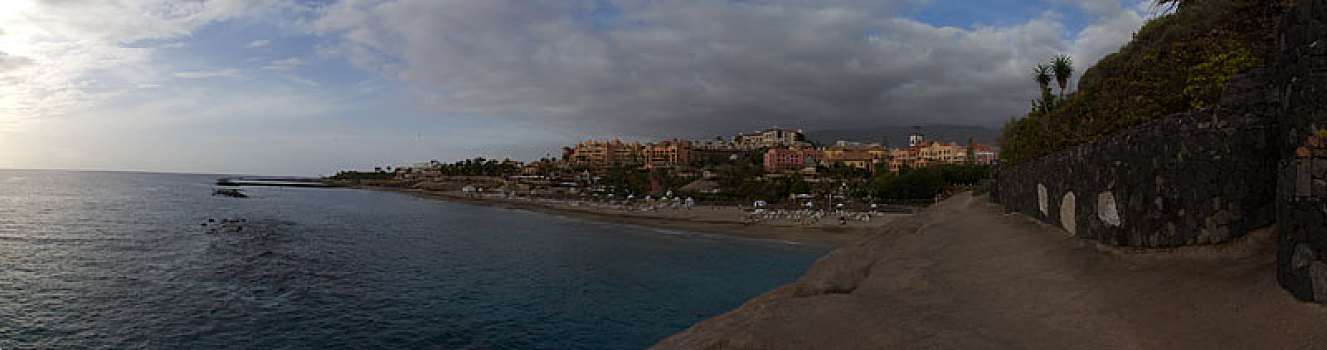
[807,124,1000,148]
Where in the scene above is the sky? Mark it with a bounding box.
[0,0,1158,176]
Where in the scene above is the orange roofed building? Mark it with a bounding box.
[561,138,693,169]
[642,140,693,169]
[561,138,641,168]
[822,145,889,170]
[887,139,997,172]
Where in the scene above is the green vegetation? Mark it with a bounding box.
[329,171,396,180]
[866,164,991,202]
[999,0,1290,165]
[1033,64,1056,113]
[431,158,520,176]
[1051,54,1074,99]
[598,166,694,195]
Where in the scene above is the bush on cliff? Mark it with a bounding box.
[999,0,1291,165]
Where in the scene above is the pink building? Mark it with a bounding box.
[764,148,821,172]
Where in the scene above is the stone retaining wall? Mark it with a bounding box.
[993,77,1280,247]
[1275,0,1327,302]
[995,0,1327,302]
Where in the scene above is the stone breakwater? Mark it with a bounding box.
[995,0,1327,302]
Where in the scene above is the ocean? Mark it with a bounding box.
[0,170,828,349]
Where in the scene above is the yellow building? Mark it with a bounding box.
[886,140,991,172]
[561,138,693,169]
[822,145,888,170]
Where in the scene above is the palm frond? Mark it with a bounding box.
[1051,54,1074,95]
[1034,64,1052,87]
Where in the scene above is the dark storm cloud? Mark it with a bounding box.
[313,0,1145,137]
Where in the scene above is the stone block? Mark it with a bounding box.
[1313,261,1327,302]
[1097,191,1121,227]
[1038,184,1048,216]
[1061,191,1077,235]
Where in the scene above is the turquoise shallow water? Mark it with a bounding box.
[0,170,828,349]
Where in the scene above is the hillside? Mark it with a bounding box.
[999,0,1293,165]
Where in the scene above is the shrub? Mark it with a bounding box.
[998,0,1291,166]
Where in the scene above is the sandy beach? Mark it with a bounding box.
[370,187,909,246]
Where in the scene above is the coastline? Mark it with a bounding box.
[362,187,904,246]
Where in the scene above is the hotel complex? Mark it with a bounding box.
[556,127,994,174]
[561,139,695,169]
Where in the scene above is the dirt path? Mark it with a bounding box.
[653,193,1327,349]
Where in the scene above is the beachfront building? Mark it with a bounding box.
[822,145,889,170]
[887,147,915,172]
[764,147,822,173]
[972,144,997,165]
[886,136,998,172]
[642,140,694,169]
[735,127,812,149]
[888,141,964,171]
[916,141,968,165]
[561,138,695,169]
[561,139,641,168]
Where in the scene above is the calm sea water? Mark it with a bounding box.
[0,170,828,349]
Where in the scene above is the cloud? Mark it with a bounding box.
[249,39,270,47]
[172,69,243,79]
[0,83,358,174]
[0,51,34,71]
[262,57,303,70]
[312,0,1150,137]
[1055,0,1154,81]
[0,0,293,123]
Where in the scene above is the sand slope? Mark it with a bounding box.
[653,193,1327,349]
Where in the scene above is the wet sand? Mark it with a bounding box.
[372,188,907,246]
[652,192,1327,349]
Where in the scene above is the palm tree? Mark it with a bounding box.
[1051,54,1073,98]
[1034,64,1053,112]
[1034,64,1052,96]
